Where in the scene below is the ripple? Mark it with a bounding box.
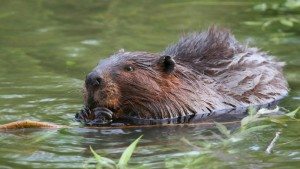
[249,145,260,151]
[28,98,57,103]
[80,39,100,45]
[293,97,300,100]
[0,94,29,99]
[0,108,17,113]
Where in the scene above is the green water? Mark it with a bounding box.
[0,0,299,168]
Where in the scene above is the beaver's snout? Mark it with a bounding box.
[85,71,103,88]
[84,69,120,112]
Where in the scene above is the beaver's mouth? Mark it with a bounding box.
[85,90,119,111]
[86,97,117,112]
[78,88,120,126]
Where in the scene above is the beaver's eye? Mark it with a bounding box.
[124,65,134,72]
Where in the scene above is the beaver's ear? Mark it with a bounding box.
[160,55,175,74]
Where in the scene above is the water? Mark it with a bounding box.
[0,0,299,168]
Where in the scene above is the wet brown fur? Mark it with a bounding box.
[84,27,288,120]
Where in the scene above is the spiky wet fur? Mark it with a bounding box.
[84,27,288,120]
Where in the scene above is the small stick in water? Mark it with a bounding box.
[0,120,62,130]
[265,131,281,154]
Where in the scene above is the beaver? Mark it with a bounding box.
[75,27,288,126]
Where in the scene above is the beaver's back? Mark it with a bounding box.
[163,27,288,113]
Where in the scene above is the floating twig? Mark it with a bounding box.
[0,120,63,131]
[0,119,242,130]
[265,131,281,154]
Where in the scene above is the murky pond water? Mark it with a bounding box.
[0,0,299,168]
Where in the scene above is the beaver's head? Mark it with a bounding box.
[83,50,195,120]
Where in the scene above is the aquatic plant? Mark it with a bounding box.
[164,107,300,168]
[88,135,142,169]
[86,107,299,169]
[244,0,300,30]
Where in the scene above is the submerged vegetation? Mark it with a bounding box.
[244,0,300,31]
[166,107,299,168]
[87,107,300,169]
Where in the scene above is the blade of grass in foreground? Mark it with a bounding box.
[117,135,143,169]
[90,146,116,169]
[285,106,300,119]
[214,122,231,138]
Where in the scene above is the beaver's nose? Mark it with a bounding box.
[85,71,103,87]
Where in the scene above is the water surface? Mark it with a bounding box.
[0,0,299,168]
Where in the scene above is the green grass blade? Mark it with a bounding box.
[248,106,257,116]
[90,146,116,169]
[285,106,300,119]
[117,135,143,169]
[232,124,271,139]
[214,122,231,138]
